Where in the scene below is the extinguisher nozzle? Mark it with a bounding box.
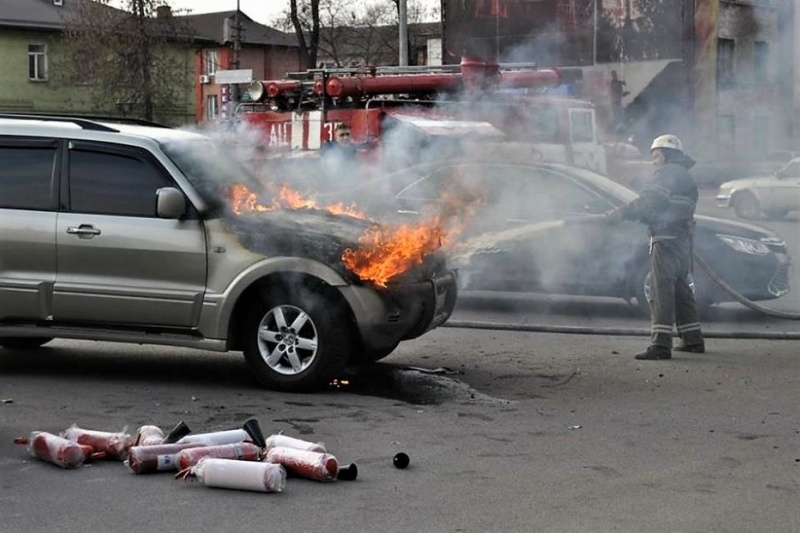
[242,418,266,448]
[337,463,358,481]
[162,421,191,444]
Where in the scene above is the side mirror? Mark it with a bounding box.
[156,187,187,219]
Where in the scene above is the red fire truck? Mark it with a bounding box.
[235,57,608,175]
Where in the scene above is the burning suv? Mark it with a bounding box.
[0,115,457,392]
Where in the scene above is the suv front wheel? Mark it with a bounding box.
[242,286,351,392]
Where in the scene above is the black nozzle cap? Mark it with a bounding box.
[242,418,266,448]
[337,463,358,481]
[393,452,410,469]
[162,421,191,444]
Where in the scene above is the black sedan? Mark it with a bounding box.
[393,161,792,314]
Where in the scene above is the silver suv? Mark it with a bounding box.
[0,115,457,391]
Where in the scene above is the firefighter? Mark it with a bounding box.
[603,134,705,360]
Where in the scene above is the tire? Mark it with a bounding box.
[0,337,53,350]
[631,263,709,317]
[632,262,652,317]
[242,285,351,392]
[733,192,761,220]
[764,209,789,220]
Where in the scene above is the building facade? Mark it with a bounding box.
[441,0,796,166]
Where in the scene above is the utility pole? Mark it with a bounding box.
[231,0,242,103]
[399,0,408,66]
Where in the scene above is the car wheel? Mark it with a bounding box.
[633,263,652,317]
[0,337,53,350]
[632,263,710,318]
[764,209,789,220]
[733,192,761,220]
[242,285,351,392]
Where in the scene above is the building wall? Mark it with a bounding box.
[715,1,790,158]
[0,29,96,114]
[195,44,301,123]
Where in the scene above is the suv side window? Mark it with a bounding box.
[0,139,57,210]
[68,145,172,217]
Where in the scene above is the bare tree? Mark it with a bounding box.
[290,0,321,68]
[58,0,194,123]
[276,0,439,68]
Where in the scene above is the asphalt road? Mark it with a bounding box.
[2,190,799,533]
[1,330,799,533]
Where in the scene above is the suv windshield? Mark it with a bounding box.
[161,138,265,209]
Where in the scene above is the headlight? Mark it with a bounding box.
[717,234,770,255]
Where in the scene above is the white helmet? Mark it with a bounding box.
[650,134,683,153]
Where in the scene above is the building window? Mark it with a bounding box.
[753,115,769,154]
[717,115,735,158]
[717,38,735,89]
[204,50,218,75]
[28,44,47,81]
[754,41,769,83]
[206,95,218,120]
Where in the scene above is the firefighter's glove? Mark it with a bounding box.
[602,209,624,226]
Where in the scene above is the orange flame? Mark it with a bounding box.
[342,186,484,287]
[229,183,365,219]
[229,171,484,288]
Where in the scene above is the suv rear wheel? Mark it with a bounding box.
[242,286,350,392]
[0,337,53,350]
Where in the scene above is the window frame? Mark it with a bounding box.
[0,137,60,211]
[64,140,177,218]
[28,43,48,82]
[717,38,736,89]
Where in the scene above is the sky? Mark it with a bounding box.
[163,1,287,26]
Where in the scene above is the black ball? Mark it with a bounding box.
[393,452,410,469]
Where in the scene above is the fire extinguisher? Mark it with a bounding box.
[176,442,262,471]
[178,457,286,493]
[16,431,101,469]
[265,446,339,482]
[60,424,133,460]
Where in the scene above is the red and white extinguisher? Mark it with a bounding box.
[125,442,205,474]
[178,457,286,493]
[16,431,100,469]
[60,424,133,460]
[134,425,165,446]
[265,446,339,482]
[176,442,262,471]
[265,433,326,453]
[176,428,250,446]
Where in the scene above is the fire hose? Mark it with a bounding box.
[444,219,800,339]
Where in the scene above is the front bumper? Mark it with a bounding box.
[340,269,458,354]
[716,194,732,208]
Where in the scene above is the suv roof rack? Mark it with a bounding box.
[0,113,120,132]
[0,113,171,131]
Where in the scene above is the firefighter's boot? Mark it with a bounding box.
[674,341,705,353]
[634,345,672,360]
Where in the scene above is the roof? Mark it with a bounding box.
[0,1,297,49]
[182,11,298,48]
[0,0,100,30]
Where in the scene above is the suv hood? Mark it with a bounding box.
[226,209,373,266]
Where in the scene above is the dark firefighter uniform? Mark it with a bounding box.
[606,134,705,360]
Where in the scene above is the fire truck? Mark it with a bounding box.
[235,56,608,175]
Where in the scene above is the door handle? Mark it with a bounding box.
[66,224,101,238]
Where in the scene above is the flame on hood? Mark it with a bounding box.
[342,187,484,287]
[229,175,484,288]
[230,183,365,219]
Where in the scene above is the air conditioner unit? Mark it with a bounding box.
[199,74,211,85]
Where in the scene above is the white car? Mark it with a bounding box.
[717,157,800,220]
